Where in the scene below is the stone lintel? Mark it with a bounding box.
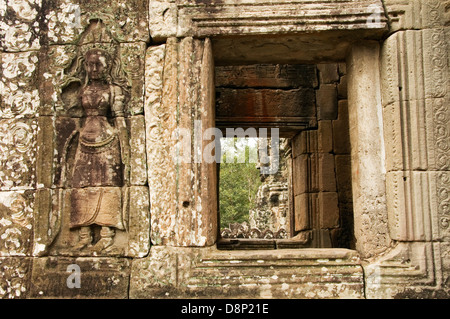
[176,0,388,38]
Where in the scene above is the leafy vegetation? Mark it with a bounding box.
[219,138,262,229]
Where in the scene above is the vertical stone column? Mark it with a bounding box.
[346,42,391,258]
[381,29,449,242]
[366,0,450,298]
[146,37,217,247]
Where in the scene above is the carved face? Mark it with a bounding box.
[85,50,109,81]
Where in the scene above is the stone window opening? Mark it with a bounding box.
[214,62,355,250]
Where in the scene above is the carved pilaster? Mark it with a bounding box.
[347,41,391,258]
[145,37,217,247]
[374,0,450,297]
[381,28,449,243]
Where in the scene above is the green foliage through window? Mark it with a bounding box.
[219,138,262,229]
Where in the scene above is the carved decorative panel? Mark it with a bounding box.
[0,51,39,119]
[32,20,150,258]
[0,119,37,190]
[383,0,450,32]
[0,191,34,256]
[0,257,32,298]
[42,0,149,45]
[0,0,41,52]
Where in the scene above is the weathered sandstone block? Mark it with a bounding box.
[317,64,339,85]
[30,257,130,298]
[0,257,32,298]
[316,84,338,121]
[0,191,34,256]
[332,100,351,155]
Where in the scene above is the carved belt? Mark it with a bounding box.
[80,134,116,148]
[79,134,117,153]
[85,109,108,116]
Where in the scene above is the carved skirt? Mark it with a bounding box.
[70,130,124,229]
[70,187,124,230]
[72,136,123,188]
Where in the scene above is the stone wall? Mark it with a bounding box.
[1,0,150,298]
[0,0,448,299]
[292,63,354,249]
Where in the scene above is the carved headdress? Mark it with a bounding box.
[60,20,130,104]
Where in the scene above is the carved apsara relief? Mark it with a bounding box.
[65,48,129,253]
[46,20,139,256]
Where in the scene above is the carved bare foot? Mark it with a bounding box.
[90,226,115,253]
[72,238,91,251]
[73,226,92,251]
[90,237,114,252]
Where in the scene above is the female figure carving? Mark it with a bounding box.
[63,47,130,253]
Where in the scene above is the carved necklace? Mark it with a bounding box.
[89,81,107,94]
[90,85,106,95]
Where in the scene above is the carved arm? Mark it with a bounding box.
[111,85,131,186]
